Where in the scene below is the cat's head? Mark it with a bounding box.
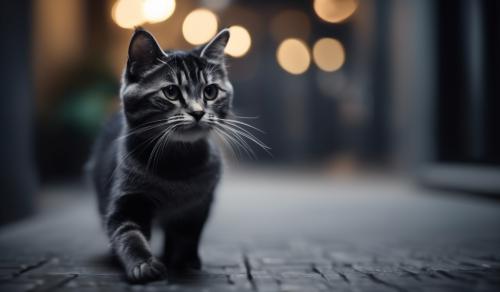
[120,28,233,142]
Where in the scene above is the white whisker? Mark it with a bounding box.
[214,126,255,159]
[217,125,257,159]
[216,122,271,151]
[213,128,239,161]
[216,118,266,134]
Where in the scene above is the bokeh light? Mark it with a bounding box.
[182,9,218,45]
[276,39,311,75]
[112,0,145,29]
[112,0,176,29]
[142,0,175,23]
[225,26,251,57]
[313,38,345,72]
[313,0,358,23]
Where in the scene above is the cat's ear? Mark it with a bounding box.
[199,28,230,63]
[127,28,166,76]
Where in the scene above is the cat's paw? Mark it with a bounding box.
[127,257,167,283]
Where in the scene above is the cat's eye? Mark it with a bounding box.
[162,85,181,101]
[203,84,219,101]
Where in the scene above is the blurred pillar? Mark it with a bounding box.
[352,0,393,164]
[0,1,37,225]
[368,0,392,163]
[388,0,437,170]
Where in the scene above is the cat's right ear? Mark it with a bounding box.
[127,28,166,76]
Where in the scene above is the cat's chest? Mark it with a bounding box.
[120,160,221,205]
[154,170,219,196]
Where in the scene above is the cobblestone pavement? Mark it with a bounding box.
[1,171,499,291]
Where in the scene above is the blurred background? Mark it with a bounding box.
[0,0,499,225]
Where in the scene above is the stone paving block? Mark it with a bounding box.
[228,272,252,288]
[0,276,45,292]
[31,257,122,277]
[62,274,127,288]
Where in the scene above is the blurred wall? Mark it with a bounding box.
[0,1,37,224]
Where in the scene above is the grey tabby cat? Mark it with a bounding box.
[88,28,238,283]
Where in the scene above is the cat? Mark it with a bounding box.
[88,28,234,283]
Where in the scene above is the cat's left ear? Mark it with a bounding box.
[199,28,230,63]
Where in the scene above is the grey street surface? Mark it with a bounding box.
[1,170,499,291]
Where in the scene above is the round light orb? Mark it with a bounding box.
[313,0,358,23]
[276,38,311,75]
[143,0,176,23]
[182,9,218,45]
[112,0,146,29]
[313,38,345,72]
[225,26,251,57]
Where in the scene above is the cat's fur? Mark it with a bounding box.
[88,28,233,282]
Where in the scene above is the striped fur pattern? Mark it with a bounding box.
[89,28,232,283]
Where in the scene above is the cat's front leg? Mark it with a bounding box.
[106,195,166,282]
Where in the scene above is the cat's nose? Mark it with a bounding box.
[188,110,205,122]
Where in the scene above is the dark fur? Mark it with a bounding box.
[88,28,232,282]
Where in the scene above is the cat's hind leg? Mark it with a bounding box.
[162,201,211,272]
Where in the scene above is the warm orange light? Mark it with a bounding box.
[143,0,175,23]
[112,0,145,29]
[225,26,251,57]
[313,38,345,72]
[313,0,358,23]
[112,0,176,29]
[276,39,311,75]
[182,9,218,45]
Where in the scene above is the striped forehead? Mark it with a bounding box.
[172,56,205,85]
[138,54,225,91]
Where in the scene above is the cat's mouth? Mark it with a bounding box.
[176,122,211,133]
[170,122,211,142]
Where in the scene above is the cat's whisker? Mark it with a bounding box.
[147,129,172,170]
[167,115,186,121]
[166,117,188,124]
[108,125,170,185]
[154,121,189,169]
[219,126,272,158]
[212,128,239,161]
[214,126,251,159]
[146,121,191,170]
[210,123,256,159]
[210,119,261,142]
[116,119,171,140]
[216,118,266,134]
[230,114,259,120]
[116,115,186,141]
[216,122,271,152]
[115,124,169,168]
[117,124,165,141]
[216,125,257,159]
[146,122,181,170]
